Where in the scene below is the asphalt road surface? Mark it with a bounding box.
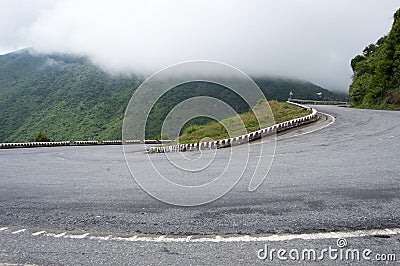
[0,105,399,265]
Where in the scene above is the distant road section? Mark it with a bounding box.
[0,105,399,236]
[289,98,350,105]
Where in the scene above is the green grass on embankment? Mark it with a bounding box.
[178,100,312,144]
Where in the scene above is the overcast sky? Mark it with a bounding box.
[0,0,398,92]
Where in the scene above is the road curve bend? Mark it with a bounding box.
[0,105,399,236]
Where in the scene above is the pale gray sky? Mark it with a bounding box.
[0,0,398,92]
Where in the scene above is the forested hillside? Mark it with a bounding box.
[349,9,400,110]
[0,50,345,142]
[0,50,140,142]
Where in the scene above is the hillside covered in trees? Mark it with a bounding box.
[350,8,400,110]
[0,50,346,142]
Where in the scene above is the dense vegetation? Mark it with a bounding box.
[178,100,312,144]
[0,50,141,142]
[349,9,400,110]
[0,50,345,142]
[34,131,51,142]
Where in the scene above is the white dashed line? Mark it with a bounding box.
[53,232,67,238]
[2,227,399,243]
[83,228,400,243]
[65,233,90,239]
[89,235,112,241]
[277,112,336,141]
[156,236,165,241]
[32,231,46,236]
[11,229,26,234]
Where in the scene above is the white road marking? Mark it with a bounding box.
[11,229,26,234]
[110,228,400,243]
[277,112,336,141]
[83,228,400,243]
[65,233,89,239]
[249,112,335,146]
[156,235,165,241]
[89,235,113,241]
[32,231,46,236]
[53,232,67,238]
[56,157,65,161]
[38,228,400,243]
[4,227,399,244]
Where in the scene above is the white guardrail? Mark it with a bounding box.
[0,141,71,149]
[0,102,317,150]
[148,101,318,153]
[289,99,349,105]
[0,139,174,149]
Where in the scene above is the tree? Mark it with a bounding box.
[362,43,377,56]
[35,131,51,142]
[349,8,400,110]
[350,55,366,73]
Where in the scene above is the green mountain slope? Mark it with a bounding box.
[0,50,345,142]
[349,8,400,110]
[0,50,140,142]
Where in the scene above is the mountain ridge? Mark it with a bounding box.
[0,50,346,142]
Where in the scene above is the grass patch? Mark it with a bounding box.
[178,100,311,144]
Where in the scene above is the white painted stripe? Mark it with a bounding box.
[35,228,400,243]
[53,232,67,238]
[11,229,26,234]
[248,112,330,147]
[89,235,113,241]
[65,233,89,239]
[5,226,399,244]
[275,112,335,141]
[32,231,46,236]
[128,228,398,243]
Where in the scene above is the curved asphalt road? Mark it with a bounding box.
[0,105,399,265]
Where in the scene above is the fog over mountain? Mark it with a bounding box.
[0,0,398,92]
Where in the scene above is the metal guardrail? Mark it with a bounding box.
[1,101,326,151]
[0,141,71,149]
[148,102,319,153]
[289,99,350,105]
[0,139,173,149]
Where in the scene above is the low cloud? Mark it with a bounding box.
[0,0,398,92]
